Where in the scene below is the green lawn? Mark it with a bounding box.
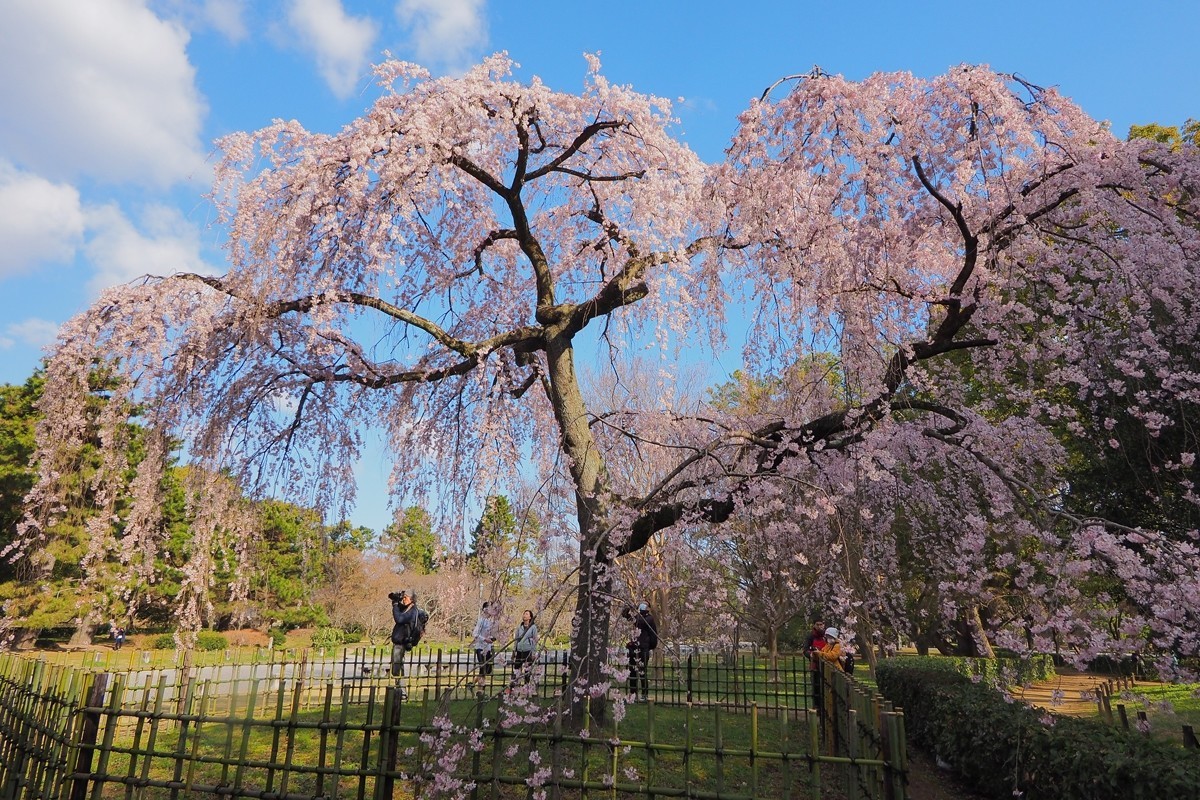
[80,693,818,799]
[1105,682,1200,746]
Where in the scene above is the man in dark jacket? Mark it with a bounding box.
[627,602,658,702]
[802,618,827,710]
[390,589,420,696]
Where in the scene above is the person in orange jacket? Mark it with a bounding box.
[818,627,846,671]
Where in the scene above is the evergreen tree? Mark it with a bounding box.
[381,506,440,574]
[468,495,536,591]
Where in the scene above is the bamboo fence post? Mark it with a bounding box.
[69,673,108,800]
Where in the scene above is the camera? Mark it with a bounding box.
[388,590,407,602]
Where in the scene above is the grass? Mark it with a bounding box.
[74,691,819,799]
[1103,682,1200,746]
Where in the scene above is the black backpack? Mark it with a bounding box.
[405,608,430,648]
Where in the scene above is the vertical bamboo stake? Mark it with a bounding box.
[377,686,402,800]
[123,680,152,797]
[315,683,334,799]
[279,669,306,796]
[714,702,725,795]
[231,678,260,794]
[69,672,108,800]
[167,674,196,800]
[332,684,353,800]
[357,685,377,800]
[645,697,656,792]
[781,701,792,800]
[182,681,211,795]
[87,674,125,800]
[808,706,822,800]
[681,701,692,795]
[217,678,240,790]
[846,707,859,800]
[750,702,759,797]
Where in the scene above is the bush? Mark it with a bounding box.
[876,658,1200,799]
[267,627,287,648]
[311,627,344,650]
[920,653,1055,685]
[195,631,228,651]
[340,630,363,644]
[150,631,228,650]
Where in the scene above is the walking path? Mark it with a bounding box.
[1010,668,1164,717]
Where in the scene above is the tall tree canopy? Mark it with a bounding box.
[13,57,1200,718]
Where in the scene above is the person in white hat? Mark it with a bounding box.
[817,626,847,672]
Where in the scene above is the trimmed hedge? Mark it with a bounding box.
[877,658,1200,800]
[931,653,1055,685]
[150,630,228,651]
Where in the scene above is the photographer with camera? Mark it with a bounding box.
[389,589,421,697]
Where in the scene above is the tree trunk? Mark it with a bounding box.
[69,611,100,648]
[565,531,614,726]
[542,330,616,727]
[858,632,879,676]
[967,604,995,658]
[2,627,40,650]
[953,605,995,658]
[766,626,779,678]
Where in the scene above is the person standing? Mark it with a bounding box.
[627,602,658,702]
[510,610,538,688]
[389,589,420,698]
[803,618,827,711]
[818,627,846,671]
[471,602,499,692]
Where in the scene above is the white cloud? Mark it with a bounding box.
[84,203,217,296]
[395,0,486,73]
[0,318,62,352]
[202,0,249,42]
[286,0,378,99]
[0,0,208,188]
[0,162,85,279]
[157,0,249,42]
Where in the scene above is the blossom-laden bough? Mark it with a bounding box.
[8,56,1199,727]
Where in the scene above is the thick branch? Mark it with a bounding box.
[525,120,624,182]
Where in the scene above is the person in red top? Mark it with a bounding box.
[802,619,827,710]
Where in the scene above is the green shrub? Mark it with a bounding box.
[877,658,1200,799]
[340,630,363,644]
[311,627,344,650]
[267,627,287,648]
[195,631,228,651]
[916,653,1055,685]
[150,631,227,650]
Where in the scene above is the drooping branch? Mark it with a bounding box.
[176,273,544,362]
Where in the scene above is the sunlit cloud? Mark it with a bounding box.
[0,0,209,188]
[286,0,379,98]
[395,0,487,74]
[0,162,85,279]
[0,318,62,353]
[84,204,218,296]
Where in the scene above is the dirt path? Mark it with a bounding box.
[1010,669,1161,717]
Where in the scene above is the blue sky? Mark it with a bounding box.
[1,0,1196,529]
